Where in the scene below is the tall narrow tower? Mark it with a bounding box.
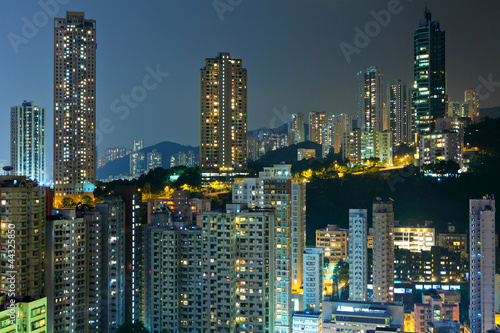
[413,7,446,135]
[54,11,97,197]
[372,199,394,303]
[349,209,368,301]
[388,80,411,145]
[358,66,384,132]
[469,195,495,333]
[464,89,480,120]
[288,113,305,144]
[10,100,46,183]
[309,111,326,144]
[200,52,247,183]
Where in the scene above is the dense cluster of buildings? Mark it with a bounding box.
[2,7,498,333]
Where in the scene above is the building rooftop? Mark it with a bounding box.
[293,309,322,317]
[330,310,391,319]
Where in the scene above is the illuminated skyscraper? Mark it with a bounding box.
[46,208,102,333]
[309,111,326,144]
[469,195,495,333]
[130,139,145,177]
[333,114,352,154]
[203,205,276,333]
[112,186,142,324]
[232,165,307,332]
[349,209,368,302]
[413,8,446,135]
[388,80,411,145]
[146,149,162,172]
[144,211,208,332]
[357,67,384,132]
[372,199,394,303]
[54,11,97,197]
[10,100,46,183]
[96,197,126,332]
[200,52,247,183]
[465,89,480,120]
[261,165,306,332]
[0,176,45,298]
[288,113,305,145]
[322,119,334,157]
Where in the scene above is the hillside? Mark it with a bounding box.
[304,118,500,246]
[254,141,322,167]
[97,141,198,179]
[479,106,500,119]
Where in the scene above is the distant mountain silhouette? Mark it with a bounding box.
[97,141,198,180]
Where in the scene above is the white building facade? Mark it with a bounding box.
[469,195,496,333]
[349,209,368,301]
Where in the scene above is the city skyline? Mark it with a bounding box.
[1,2,500,332]
[1,1,500,169]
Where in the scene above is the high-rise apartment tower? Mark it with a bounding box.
[54,12,97,196]
[200,52,247,182]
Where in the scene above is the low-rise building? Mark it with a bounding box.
[0,295,47,333]
[419,118,464,170]
[315,225,349,264]
[437,224,468,259]
[394,246,462,283]
[428,321,461,333]
[394,222,435,252]
[292,310,322,333]
[342,129,393,166]
[414,293,459,333]
[322,301,403,332]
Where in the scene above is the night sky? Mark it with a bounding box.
[1,0,499,170]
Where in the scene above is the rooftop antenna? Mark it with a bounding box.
[424,0,431,20]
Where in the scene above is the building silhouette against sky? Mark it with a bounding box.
[200,52,247,183]
[413,7,446,135]
[53,11,97,197]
